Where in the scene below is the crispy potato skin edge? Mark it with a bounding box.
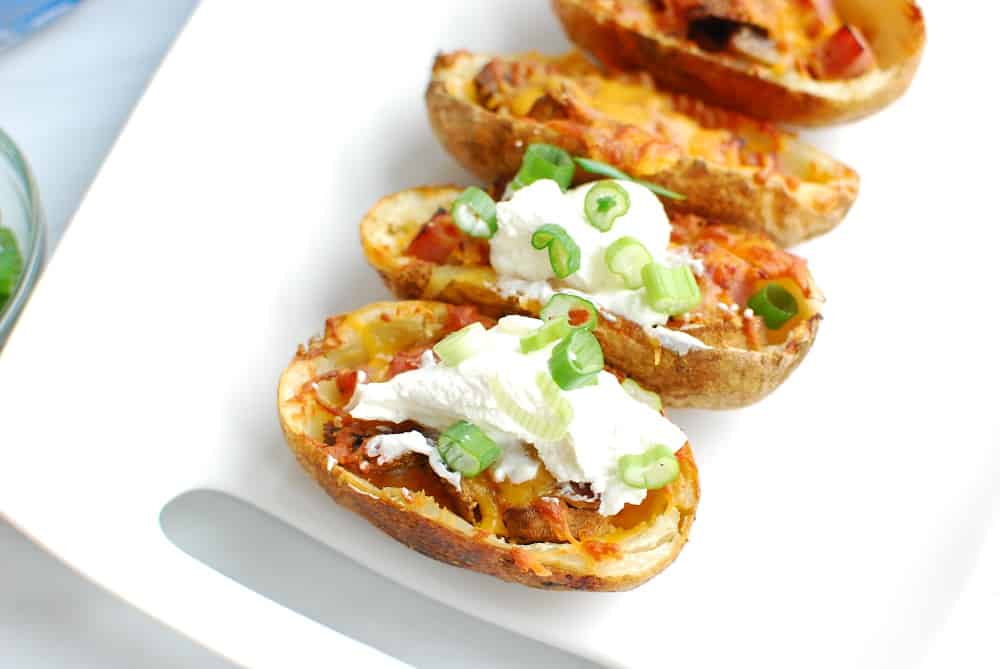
[551,0,926,126]
[361,188,821,409]
[279,301,700,591]
[424,54,858,247]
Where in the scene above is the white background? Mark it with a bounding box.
[1,1,998,668]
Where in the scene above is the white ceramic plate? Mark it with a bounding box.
[1,2,997,668]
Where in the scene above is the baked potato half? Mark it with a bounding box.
[361,186,822,409]
[278,300,700,590]
[552,0,926,126]
[426,50,858,247]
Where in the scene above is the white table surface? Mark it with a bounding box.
[0,2,593,667]
[1,2,995,668]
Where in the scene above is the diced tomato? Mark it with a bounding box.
[444,304,484,333]
[406,219,462,264]
[811,25,876,80]
[336,370,359,397]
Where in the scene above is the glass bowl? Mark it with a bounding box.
[0,128,44,348]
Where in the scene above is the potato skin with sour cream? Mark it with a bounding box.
[278,300,699,590]
[360,185,822,409]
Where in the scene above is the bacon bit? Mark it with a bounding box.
[322,422,338,446]
[336,370,359,397]
[444,304,485,333]
[387,345,430,379]
[511,547,552,577]
[406,219,462,264]
[567,309,591,327]
[811,25,876,80]
[379,313,391,322]
[534,497,579,544]
[581,540,623,561]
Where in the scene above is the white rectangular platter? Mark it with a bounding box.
[1,2,997,668]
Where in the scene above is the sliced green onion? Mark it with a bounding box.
[634,179,685,201]
[605,236,653,289]
[436,420,501,477]
[621,378,663,413]
[450,187,497,239]
[574,157,631,180]
[549,329,604,390]
[512,143,575,192]
[747,283,799,330]
[531,224,581,279]
[489,375,572,441]
[535,371,575,431]
[574,156,685,200]
[619,445,679,489]
[584,181,630,232]
[642,263,702,315]
[520,317,571,353]
[433,322,487,366]
[540,293,598,331]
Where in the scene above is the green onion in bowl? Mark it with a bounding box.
[0,129,45,348]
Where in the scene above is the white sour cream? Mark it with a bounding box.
[491,179,709,355]
[349,316,688,515]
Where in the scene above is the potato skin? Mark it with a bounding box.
[551,0,926,126]
[426,51,858,247]
[361,186,822,409]
[278,301,700,590]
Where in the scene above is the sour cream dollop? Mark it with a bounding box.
[348,316,688,515]
[490,179,709,354]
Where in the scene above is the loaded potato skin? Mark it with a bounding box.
[278,301,700,590]
[360,186,822,409]
[551,0,926,125]
[426,50,858,246]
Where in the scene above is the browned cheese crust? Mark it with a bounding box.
[426,50,859,246]
[278,301,700,590]
[551,0,926,126]
[360,187,822,409]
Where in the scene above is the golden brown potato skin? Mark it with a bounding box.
[552,0,926,126]
[425,51,858,247]
[278,301,700,590]
[360,186,822,409]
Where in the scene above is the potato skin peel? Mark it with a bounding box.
[551,0,926,126]
[278,301,699,590]
[425,51,859,247]
[361,186,821,409]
